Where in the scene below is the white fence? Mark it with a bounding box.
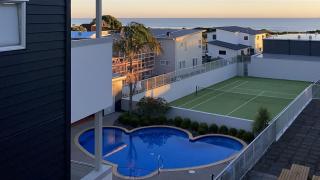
[167,107,253,131]
[214,84,315,180]
[123,57,240,98]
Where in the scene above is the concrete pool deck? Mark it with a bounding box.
[71,112,236,180]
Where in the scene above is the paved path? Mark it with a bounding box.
[250,100,320,179]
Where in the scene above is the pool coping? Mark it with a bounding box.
[75,125,247,180]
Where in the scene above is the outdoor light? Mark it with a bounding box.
[0,0,28,52]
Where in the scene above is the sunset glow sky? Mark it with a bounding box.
[72,0,320,18]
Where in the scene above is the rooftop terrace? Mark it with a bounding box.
[268,34,320,41]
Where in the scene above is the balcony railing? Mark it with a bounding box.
[122,57,240,97]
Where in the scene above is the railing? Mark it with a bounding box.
[214,84,317,180]
[122,57,240,97]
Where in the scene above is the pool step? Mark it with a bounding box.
[81,164,113,180]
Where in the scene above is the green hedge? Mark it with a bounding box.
[117,113,254,143]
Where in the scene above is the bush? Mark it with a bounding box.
[253,107,271,135]
[174,117,183,127]
[219,125,229,135]
[139,116,150,126]
[128,115,139,128]
[243,132,254,143]
[237,129,246,139]
[181,118,192,129]
[156,115,167,125]
[209,124,218,133]
[118,112,131,125]
[198,123,209,135]
[229,128,238,137]
[167,119,174,126]
[190,121,199,131]
[136,97,170,117]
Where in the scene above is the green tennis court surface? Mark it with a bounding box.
[170,77,311,120]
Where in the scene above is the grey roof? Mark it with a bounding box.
[208,40,250,50]
[150,28,204,39]
[217,26,264,35]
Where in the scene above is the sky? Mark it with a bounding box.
[72,0,320,18]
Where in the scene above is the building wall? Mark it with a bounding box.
[207,44,248,59]
[125,63,238,103]
[207,31,217,42]
[154,39,175,75]
[71,38,113,123]
[264,39,320,57]
[174,32,203,71]
[249,55,320,82]
[0,0,70,179]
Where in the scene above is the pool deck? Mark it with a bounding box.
[71,112,233,180]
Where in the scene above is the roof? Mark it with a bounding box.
[217,26,264,35]
[208,40,250,50]
[150,28,204,39]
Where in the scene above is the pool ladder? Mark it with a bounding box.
[157,155,164,175]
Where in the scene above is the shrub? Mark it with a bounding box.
[253,107,271,135]
[219,125,229,135]
[237,129,246,139]
[190,121,199,131]
[129,115,139,128]
[167,119,174,125]
[209,124,218,133]
[139,116,150,126]
[156,115,167,125]
[198,123,209,135]
[118,112,131,125]
[243,132,255,143]
[181,118,192,129]
[174,117,183,127]
[136,97,170,117]
[229,128,238,137]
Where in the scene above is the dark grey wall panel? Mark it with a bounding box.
[311,41,320,56]
[0,0,70,179]
[290,41,310,56]
[264,39,290,54]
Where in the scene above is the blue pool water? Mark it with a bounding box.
[78,127,244,177]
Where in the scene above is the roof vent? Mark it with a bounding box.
[297,35,301,39]
[309,35,313,40]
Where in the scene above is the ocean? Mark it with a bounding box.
[72,18,320,32]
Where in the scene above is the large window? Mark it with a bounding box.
[0,1,27,52]
[244,36,249,40]
[212,34,217,40]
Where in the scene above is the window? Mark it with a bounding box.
[179,61,186,69]
[192,58,198,66]
[0,1,27,52]
[212,34,217,40]
[160,60,168,66]
[219,50,227,55]
[257,36,260,40]
[244,36,249,40]
[198,40,202,48]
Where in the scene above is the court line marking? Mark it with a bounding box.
[234,87,298,96]
[227,91,265,116]
[190,81,249,110]
[177,80,242,107]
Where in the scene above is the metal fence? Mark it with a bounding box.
[214,84,316,180]
[122,57,240,97]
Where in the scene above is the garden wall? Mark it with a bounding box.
[167,107,253,132]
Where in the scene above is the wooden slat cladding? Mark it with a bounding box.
[0,0,69,179]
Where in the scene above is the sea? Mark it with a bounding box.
[71,18,320,32]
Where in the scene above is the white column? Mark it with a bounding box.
[96,0,102,38]
[94,110,103,171]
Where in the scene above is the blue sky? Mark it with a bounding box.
[72,0,320,18]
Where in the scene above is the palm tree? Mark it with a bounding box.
[113,22,162,114]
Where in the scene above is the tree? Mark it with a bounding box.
[136,97,170,117]
[71,25,87,32]
[90,15,122,31]
[253,107,271,135]
[114,22,162,113]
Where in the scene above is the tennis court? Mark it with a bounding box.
[170,77,311,120]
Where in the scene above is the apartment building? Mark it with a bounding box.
[207,26,267,59]
[151,28,204,75]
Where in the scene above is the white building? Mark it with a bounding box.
[207,26,267,58]
[151,29,204,75]
[207,40,250,59]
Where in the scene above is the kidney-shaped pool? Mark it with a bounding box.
[77,126,245,178]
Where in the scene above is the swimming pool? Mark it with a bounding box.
[77,126,245,178]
